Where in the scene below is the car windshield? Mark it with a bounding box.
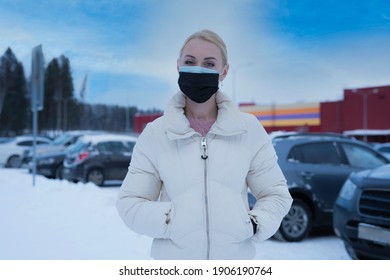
[342,143,387,169]
[0,138,15,144]
[69,141,89,153]
[125,141,136,152]
[378,146,390,153]
[64,143,79,153]
[52,134,73,145]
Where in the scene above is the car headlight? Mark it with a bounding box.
[339,179,357,200]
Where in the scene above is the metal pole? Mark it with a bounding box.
[363,93,368,142]
[30,45,44,186]
[356,90,375,142]
[232,68,236,103]
[125,106,130,132]
[32,99,37,186]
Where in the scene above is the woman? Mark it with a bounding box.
[116,29,293,260]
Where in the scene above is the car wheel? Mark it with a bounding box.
[6,155,22,168]
[87,168,104,186]
[55,164,64,179]
[274,199,312,242]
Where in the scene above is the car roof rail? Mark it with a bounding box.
[272,132,350,140]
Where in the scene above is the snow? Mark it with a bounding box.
[0,168,350,260]
[343,129,390,136]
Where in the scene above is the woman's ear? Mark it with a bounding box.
[176,59,180,73]
[219,63,229,81]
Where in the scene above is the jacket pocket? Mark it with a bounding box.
[234,195,255,239]
[165,186,205,246]
[210,185,253,242]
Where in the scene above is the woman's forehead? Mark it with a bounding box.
[182,38,222,60]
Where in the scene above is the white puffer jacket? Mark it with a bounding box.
[116,91,292,260]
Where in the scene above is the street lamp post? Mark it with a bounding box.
[231,63,252,104]
[356,89,377,142]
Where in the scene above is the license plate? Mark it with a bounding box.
[358,223,390,246]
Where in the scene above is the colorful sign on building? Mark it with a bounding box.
[240,102,320,132]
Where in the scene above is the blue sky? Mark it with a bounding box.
[1,0,390,110]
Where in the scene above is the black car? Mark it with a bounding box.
[271,133,389,242]
[29,144,78,179]
[333,164,390,259]
[63,134,137,186]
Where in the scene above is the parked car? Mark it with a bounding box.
[373,143,390,160]
[22,130,105,165]
[63,134,137,186]
[271,133,389,242]
[28,144,77,179]
[333,164,390,259]
[0,135,52,168]
[0,137,9,144]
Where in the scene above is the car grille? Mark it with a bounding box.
[359,189,390,219]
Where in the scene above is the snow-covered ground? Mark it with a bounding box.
[0,168,350,260]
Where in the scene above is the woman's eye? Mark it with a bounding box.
[204,62,215,68]
[184,60,195,65]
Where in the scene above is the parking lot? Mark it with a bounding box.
[2,130,390,260]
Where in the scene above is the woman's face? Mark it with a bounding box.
[178,38,229,81]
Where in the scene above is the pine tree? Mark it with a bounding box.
[0,57,5,118]
[59,55,75,131]
[0,48,28,136]
[39,58,60,131]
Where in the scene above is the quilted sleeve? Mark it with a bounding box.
[116,123,172,238]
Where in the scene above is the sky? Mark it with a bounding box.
[1,0,390,110]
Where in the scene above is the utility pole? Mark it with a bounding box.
[355,89,377,142]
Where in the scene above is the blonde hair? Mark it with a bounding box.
[179,29,228,66]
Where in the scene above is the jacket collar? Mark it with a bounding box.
[163,91,247,140]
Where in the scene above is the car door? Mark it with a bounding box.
[100,141,131,180]
[289,141,355,212]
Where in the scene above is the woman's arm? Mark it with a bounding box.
[116,124,172,238]
[246,118,293,242]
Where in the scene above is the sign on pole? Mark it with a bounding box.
[31,45,44,111]
[31,45,44,186]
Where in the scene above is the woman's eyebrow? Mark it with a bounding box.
[184,55,217,61]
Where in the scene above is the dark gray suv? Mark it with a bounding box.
[271,133,389,242]
[333,164,390,259]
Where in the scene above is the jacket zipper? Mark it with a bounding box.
[200,137,210,259]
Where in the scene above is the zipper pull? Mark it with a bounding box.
[201,137,208,160]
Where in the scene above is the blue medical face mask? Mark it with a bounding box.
[178,66,220,103]
[179,66,220,74]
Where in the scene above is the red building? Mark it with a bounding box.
[133,113,162,134]
[321,85,390,142]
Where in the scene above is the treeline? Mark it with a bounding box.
[0,47,159,137]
